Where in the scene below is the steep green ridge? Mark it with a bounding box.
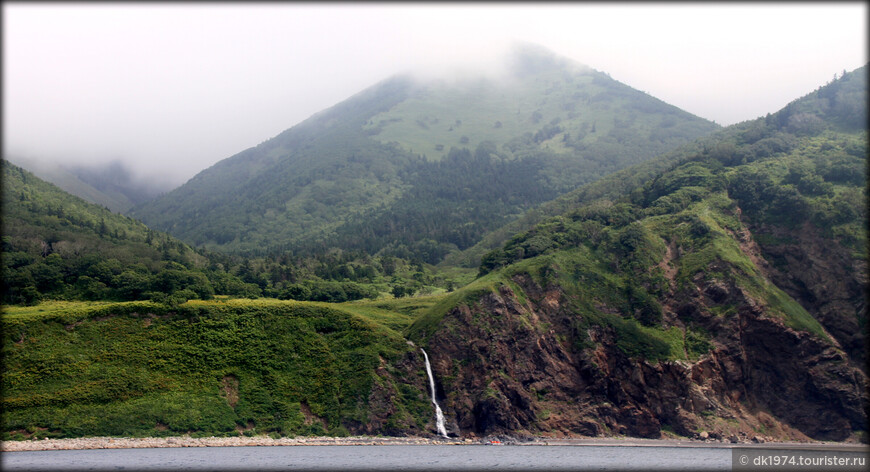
[131,45,718,262]
[1,160,261,305]
[2,299,431,439]
[405,65,867,440]
[443,61,869,269]
[5,157,134,213]
[439,133,719,268]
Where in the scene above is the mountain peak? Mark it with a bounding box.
[131,48,719,260]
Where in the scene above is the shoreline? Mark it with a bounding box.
[3,435,867,452]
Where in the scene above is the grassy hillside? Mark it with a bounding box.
[131,45,718,262]
[1,299,432,440]
[0,163,457,439]
[367,45,713,169]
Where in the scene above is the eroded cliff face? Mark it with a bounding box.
[745,221,867,370]
[343,348,432,436]
[422,261,866,442]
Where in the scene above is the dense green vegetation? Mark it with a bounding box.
[1,299,430,439]
[2,160,231,305]
[2,160,476,306]
[2,161,470,310]
[131,45,718,263]
[208,249,475,302]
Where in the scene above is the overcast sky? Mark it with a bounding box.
[3,2,867,187]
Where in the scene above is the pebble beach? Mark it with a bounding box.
[4,434,863,452]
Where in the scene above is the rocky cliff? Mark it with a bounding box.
[421,247,866,441]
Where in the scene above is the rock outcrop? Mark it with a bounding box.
[422,263,866,442]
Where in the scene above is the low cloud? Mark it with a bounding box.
[4,3,865,185]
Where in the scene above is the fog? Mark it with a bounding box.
[3,3,866,188]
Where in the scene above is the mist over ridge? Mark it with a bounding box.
[5,3,864,187]
[130,43,720,263]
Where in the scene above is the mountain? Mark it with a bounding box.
[3,66,865,444]
[131,44,719,262]
[5,157,171,213]
[406,65,868,441]
[444,62,870,270]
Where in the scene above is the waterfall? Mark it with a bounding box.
[420,348,449,438]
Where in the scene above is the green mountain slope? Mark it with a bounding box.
[6,157,170,213]
[5,157,134,213]
[1,160,474,307]
[131,44,718,262]
[407,66,868,441]
[443,60,869,269]
[1,160,260,305]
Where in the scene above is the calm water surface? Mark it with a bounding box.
[2,444,732,471]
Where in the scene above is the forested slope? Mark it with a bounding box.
[1,160,259,305]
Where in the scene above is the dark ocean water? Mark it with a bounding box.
[1,444,732,471]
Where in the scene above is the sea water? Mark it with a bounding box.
[1,444,733,471]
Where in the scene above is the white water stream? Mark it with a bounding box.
[420,348,449,438]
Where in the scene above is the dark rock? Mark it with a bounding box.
[416,248,867,442]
